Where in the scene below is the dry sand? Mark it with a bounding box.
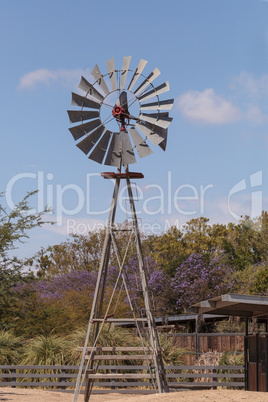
[1,388,268,402]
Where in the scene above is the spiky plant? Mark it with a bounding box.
[158,334,186,366]
[218,351,244,389]
[21,334,69,366]
[19,334,71,385]
[0,330,23,365]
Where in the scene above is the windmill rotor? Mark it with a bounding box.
[67,57,173,168]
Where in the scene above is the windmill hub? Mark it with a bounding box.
[112,105,129,131]
[112,105,125,117]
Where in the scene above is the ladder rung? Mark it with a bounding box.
[86,354,154,361]
[91,318,148,322]
[111,229,133,232]
[86,373,156,379]
[77,347,153,352]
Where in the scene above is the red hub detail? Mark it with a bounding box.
[112,105,129,131]
[112,105,125,118]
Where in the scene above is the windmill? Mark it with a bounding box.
[67,57,173,401]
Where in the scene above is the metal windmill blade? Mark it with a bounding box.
[129,127,153,158]
[71,92,101,110]
[78,76,104,102]
[67,110,99,124]
[135,121,167,146]
[120,56,131,89]
[140,99,174,111]
[76,126,105,155]
[139,112,173,129]
[106,57,117,91]
[88,130,112,164]
[67,57,173,166]
[128,59,147,91]
[90,64,109,95]
[137,81,170,102]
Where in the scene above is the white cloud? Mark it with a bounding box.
[17,68,90,90]
[231,72,268,98]
[230,72,268,123]
[176,88,241,124]
[246,105,267,124]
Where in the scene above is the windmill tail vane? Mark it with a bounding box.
[67,57,173,401]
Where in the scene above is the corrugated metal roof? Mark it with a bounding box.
[187,293,268,319]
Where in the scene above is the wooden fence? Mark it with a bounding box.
[0,364,245,392]
[166,333,244,363]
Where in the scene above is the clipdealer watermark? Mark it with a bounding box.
[4,170,263,234]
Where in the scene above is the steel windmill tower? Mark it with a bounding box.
[67,57,173,401]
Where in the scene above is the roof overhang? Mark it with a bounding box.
[187,293,268,320]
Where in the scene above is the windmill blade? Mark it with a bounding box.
[78,76,104,102]
[135,121,167,146]
[88,130,112,164]
[137,82,169,102]
[158,136,167,151]
[139,112,172,129]
[67,110,99,124]
[121,130,136,165]
[134,68,160,96]
[106,57,117,91]
[129,127,153,158]
[120,56,131,90]
[71,92,101,110]
[104,132,121,167]
[90,64,109,95]
[69,119,102,141]
[76,126,105,155]
[140,99,174,111]
[128,59,147,91]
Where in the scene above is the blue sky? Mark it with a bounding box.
[1,0,268,259]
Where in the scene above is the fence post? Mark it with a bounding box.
[60,368,66,390]
[244,335,248,391]
[195,332,199,359]
[212,368,217,390]
[11,368,16,388]
[110,368,116,390]
[256,334,259,392]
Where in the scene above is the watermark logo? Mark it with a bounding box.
[228,170,262,221]
[4,169,263,233]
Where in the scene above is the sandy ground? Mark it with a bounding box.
[1,388,268,402]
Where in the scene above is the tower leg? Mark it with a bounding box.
[126,174,169,393]
[73,175,121,402]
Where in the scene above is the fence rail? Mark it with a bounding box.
[0,364,245,391]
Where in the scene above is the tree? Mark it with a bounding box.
[221,213,268,269]
[144,226,187,276]
[35,225,143,278]
[172,253,233,312]
[145,218,230,276]
[0,191,48,259]
[0,191,50,327]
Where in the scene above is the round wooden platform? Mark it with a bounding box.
[101,172,144,179]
